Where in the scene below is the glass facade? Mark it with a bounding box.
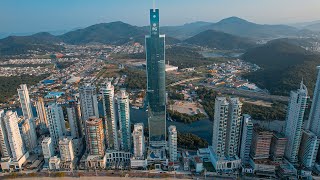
[146,9,166,146]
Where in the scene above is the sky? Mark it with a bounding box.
[1,0,320,34]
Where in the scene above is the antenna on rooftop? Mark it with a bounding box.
[153,0,156,10]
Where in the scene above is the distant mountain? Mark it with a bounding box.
[59,21,146,45]
[184,30,256,50]
[304,23,320,32]
[242,39,320,96]
[0,32,63,56]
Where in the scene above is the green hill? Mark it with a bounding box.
[243,39,320,96]
[184,30,256,50]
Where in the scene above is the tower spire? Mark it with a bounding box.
[153,0,156,10]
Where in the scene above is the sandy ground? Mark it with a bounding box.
[170,100,207,116]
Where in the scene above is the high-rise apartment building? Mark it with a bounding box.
[250,126,273,160]
[19,118,37,151]
[45,103,66,150]
[270,133,288,162]
[79,84,99,122]
[85,117,105,156]
[0,110,11,158]
[284,81,308,163]
[146,8,167,148]
[299,130,320,168]
[101,81,118,150]
[59,137,74,162]
[308,66,320,135]
[67,101,82,139]
[168,125,178,162]
[17,84,33,120]
[42,137,54,164]
[3,111,26,161]
[118,89,131,152]
[239,114,253,165]
[36,97,48,131]
[132,123,145,159]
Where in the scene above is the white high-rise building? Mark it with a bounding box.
[226,98,242,157]
[299,130,320,168]
[239,114,253,165]
[132,123,145,159]
[20,118,37,151]
[308,66,320,136]
[212,97,229,158]
[4,111,26,161]
[0,110,11,158]
[36,97,48,131]
[59,137,74,162]
[17,84,33,120]
[67,101,82,139]
[284,81,308,163]
[118,89,131,152]
[79,84,99,122]
[101,81,118,150]
[45,103,66,150]
[168,125,178,162]
[42,137,54,164]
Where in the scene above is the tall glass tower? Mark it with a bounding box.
[146,8,166,148]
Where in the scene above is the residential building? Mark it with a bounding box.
[270,133,287,162]
[299,130,320,168]
[101,81,118,150]
[19,118,37,151]
[42,137,54,164]
[45,103,66,151]
[85,117,105,156]
[118,89,131,152]
[0,110,11,158]
[284,81,308,163]
[239,114,253,165]
[132,123,145,159]
[17,84,33,120]
[308,66,320,136]
[168,125,177,162]
[59,137,74,170]
[67,101,82,139]
[79,84,99,122]
[49,156,61,170]
[36,97,48,131]
[146,8,167,149]
[250,126,273,160]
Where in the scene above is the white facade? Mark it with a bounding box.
[79,84,99,121]
[308,66,320,136]
[284,81,308,163]
[17,84,33,120]
[20,118,37,151]
[101,81,119,150]
[212,97,229,158]
[239,114,253,165]
[49,156,61,170]
[45,103,66,150]
[299,130,320,168]
[168,125,178,162]
[59,137,74,162]
[118,89,131,152]
[42,137,54,163]
[226,98,242,157]
[4,111,26,161]
[0,110,11,158]
[132,123,145,159]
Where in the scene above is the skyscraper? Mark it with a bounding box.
[239,114,253,165]
[146,8,166,148]
[308,66,320,136]
[19,118,37,151]
[3,111,26,161]
[17,84,33,120]
[299,130,320,168]
[132,123,145,159]
[67,101,82,139]
[250,127,273,160]
[101,81,118,150]
[45,103,66,150]
[36,97,48,131]
[168,125,178,162]
[85,117,105,156]
[42,137,54,165]
[59,137,74,163]
[0,110,11,158]
[79,83,99,122]
[284,81,308,163]
[118,89,131,152]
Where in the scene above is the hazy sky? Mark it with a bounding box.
[1,0,320,33]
